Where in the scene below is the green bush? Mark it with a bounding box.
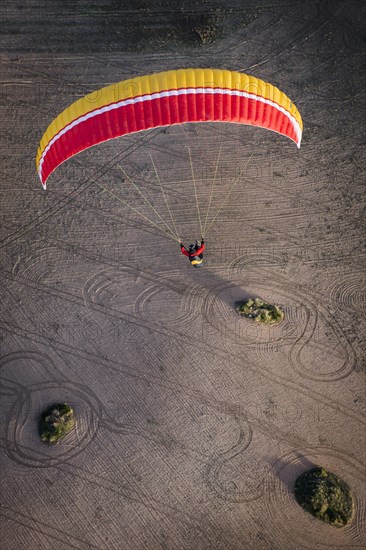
[39,403,75,444]
[237,298,284,325]
[294,467,354,527]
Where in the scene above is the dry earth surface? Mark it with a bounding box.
[1,1,365,549]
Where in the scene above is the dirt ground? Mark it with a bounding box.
[1,1,365,549]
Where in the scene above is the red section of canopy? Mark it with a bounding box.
[40,92,297,184]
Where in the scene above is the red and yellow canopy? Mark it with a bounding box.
[36,68,303,188]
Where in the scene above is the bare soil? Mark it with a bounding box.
[1,1,365,549]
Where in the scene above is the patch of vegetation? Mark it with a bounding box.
[294,467,355,527]
[124,4,265,51]
[39,403,75,444]
[147,416,160,426]
[237,298,284,325]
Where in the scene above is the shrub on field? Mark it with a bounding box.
[237,298,284,325]
[39,403,75,444]
[294,467,355,527]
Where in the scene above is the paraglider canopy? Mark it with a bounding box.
[36,68,303,188]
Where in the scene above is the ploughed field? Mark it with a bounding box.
[1,1,365,549]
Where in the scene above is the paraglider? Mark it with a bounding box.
[180,238,205,268]
[35,68,302,261]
